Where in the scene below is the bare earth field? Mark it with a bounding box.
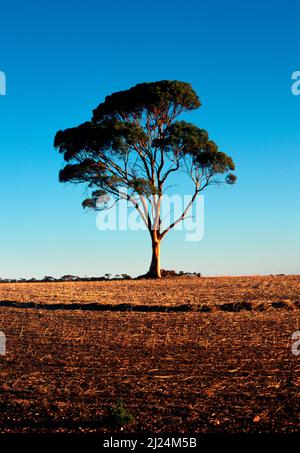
[0,275,300,432]
[1,275,300,310]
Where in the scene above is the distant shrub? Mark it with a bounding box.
[218,302,253,312]
[271,301,287,309]
[161,269,201,278]
[161,269,178,277]
[120,274,132,280]
[198,304,212,312]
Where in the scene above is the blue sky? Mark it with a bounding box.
[0,0,299,278]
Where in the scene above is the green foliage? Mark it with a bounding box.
[160,120,210,154]
[225,173,237,185]
[160,120,236,181]
[128,178,159,196]
[55,120,147,162]
[109,400,134,428]
[92,80,201,121]
[54,80,236,214]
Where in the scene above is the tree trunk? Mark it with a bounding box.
[148,238,161,278]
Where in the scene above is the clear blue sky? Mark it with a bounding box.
[0,0,299,278]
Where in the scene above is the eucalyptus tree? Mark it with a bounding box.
[54,80,236,278]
